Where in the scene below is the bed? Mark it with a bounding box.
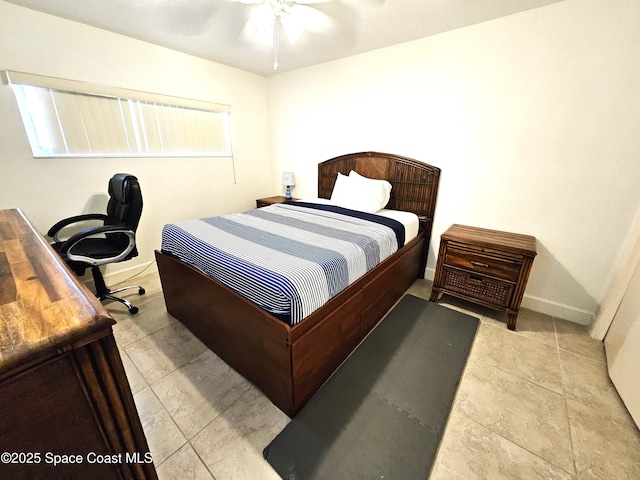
[155,151,440,416]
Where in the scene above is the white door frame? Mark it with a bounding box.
[591,203,640,340]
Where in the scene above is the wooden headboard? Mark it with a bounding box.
[318,151,441,274]
[318,151,440,230]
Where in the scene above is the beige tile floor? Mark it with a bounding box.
[109,271,640,480]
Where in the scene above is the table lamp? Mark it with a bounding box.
[282,172,295,200]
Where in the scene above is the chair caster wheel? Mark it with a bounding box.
[138,288,146,295]
[129,306,139,314]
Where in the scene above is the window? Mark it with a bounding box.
[4,71,232,158]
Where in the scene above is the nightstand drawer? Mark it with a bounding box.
[443,267,514,308]
[444,246,521,282]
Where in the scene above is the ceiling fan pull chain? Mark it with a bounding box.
[273,17,280,70]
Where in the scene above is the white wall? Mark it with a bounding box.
[266,0,640,324]
[0,1,272,283]
[3,0,639,326]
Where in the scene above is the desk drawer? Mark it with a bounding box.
[443,267,514,308]
[444,247,521,281]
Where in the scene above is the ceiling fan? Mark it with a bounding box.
[235,0,331,70]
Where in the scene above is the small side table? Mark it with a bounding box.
[429,224,537,330]
[256,196,297,208]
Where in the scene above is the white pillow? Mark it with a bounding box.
[329,171,392,213]
[329,172,354,206]
[349,171,392,209]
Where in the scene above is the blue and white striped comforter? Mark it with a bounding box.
[161,202,404,325]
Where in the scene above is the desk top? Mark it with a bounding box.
[0,209,114,375]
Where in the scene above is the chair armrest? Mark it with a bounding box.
[58,225,136,267]
[48,213,109,241]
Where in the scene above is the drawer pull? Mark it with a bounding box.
[471,261,490,268]
[469,274,484,283]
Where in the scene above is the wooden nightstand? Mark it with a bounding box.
[256,196,297,208]
[429,224,537,330]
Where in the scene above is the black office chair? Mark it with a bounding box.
[48,173,145,314]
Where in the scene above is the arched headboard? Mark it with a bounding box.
[318,151,441,274]
[318,151,440,232]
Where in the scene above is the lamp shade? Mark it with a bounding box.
[281,172,295,186]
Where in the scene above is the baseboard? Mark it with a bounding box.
[520,294,594,325]
[82,261,157,292]
[424,267,595,325]
[424,267,436,280]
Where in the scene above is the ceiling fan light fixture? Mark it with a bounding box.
[281,14,304,44]
[246,0,316,70]
[250,5,274,30]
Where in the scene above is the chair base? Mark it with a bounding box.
[92,266,145,314]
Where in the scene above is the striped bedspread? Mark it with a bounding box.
[161,202,405,325]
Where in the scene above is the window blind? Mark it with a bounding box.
[4,70,232,158]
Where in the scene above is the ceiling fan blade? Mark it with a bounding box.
[294,0,330,4]
[290,4,334,33]
[237,0,263,4]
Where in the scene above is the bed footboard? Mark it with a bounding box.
[155,233,424,417]
[155,250,294,412]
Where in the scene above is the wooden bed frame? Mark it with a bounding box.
[155,152,440,417]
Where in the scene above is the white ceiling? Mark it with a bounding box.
[5,0,564,76]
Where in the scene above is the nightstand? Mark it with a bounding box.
[429,224,537,330]
[256,196,297,208]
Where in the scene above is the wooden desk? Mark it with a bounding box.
[0,209,156,479]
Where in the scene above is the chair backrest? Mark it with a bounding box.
[106,173,143,231]
[106,174,142,252]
